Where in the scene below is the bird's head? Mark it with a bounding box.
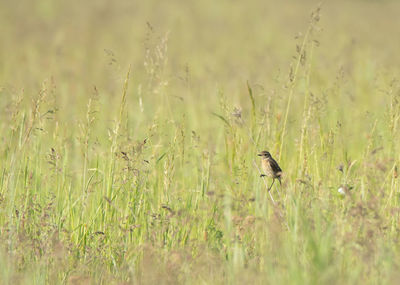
[258,151,271,158]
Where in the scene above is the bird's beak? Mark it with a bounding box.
[257,153,262,156]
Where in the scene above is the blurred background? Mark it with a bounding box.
[1,0,399,144]
[1,0,399,159]
[1,0,399,101]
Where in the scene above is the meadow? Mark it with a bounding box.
[1,0,400,284]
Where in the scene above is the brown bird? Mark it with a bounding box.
[258,151,282,191]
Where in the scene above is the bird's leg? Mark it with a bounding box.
[268,179,275,192]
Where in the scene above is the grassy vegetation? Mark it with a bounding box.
[1,0,400,284]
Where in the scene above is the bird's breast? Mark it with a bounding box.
[261,159,274,177]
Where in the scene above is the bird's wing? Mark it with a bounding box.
[269,158,282,173]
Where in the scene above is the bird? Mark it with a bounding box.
[258,151,282,191]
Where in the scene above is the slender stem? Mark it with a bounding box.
[279,26,312,159]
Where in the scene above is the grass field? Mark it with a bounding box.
[1,0,400,284]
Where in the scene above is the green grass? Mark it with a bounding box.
[1,0,400,284]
